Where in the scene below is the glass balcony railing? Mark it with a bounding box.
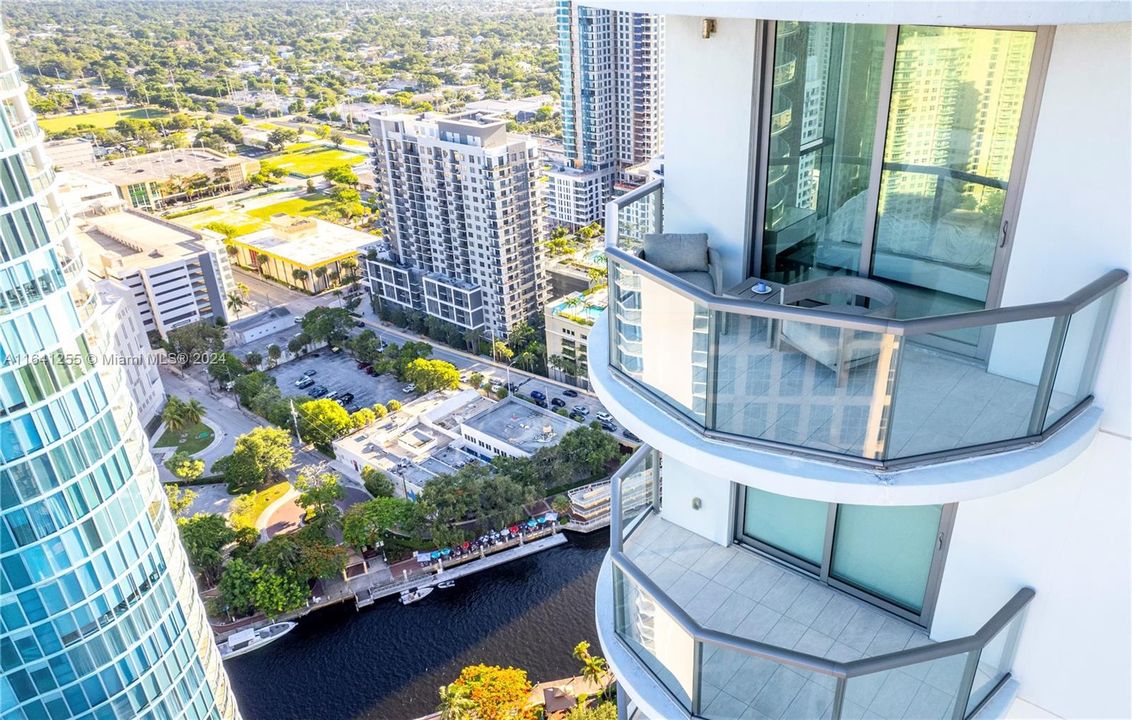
[604,180,1127,467]
[605,446,1034,720]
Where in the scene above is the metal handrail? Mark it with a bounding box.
[605,179,1127,335]
[607,445,1036,717]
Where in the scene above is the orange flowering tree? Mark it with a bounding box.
[438,664,535,720]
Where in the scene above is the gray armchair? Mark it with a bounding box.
[640,233,722,294]
[775,276,897,386]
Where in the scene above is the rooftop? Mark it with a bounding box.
[80,209,218,273]
[81,148,245,186]
[462,397,581,454]
[548,287,608,326]
[234,215,378,269]
[228,306,293,332]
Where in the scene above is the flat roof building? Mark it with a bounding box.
[93,279,166,428]
[229,215,379,295]
[460,397,583,459]
[71,147,257,211]
[79,208,237,337]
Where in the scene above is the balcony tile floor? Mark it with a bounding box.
[709,316,1070,459]
[623,514,987,720]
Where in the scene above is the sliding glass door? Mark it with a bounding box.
[756,21,1047,352]
[738,486,953,623]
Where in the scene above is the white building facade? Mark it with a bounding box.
[94,280,166,429]
[369,111,547,337]
[586,5,1131,720]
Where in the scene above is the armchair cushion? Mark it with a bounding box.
[643,233,710,274]
[674,271,715,293]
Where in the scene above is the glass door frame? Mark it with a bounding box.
[734,483,958,627]
[749,20,1056,343]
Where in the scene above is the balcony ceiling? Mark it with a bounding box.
[583,1,1131,26]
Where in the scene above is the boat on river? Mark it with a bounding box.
[400,587,434,604]
[218,622,296,660]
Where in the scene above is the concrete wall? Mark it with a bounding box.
[656,453,732,546]
[661,15,757,290]
[934,431,1131,719]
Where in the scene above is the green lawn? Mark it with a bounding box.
[230,481,292,529]
[154,422,214,455]
[37,107,172,134]
[245,192,333,221]
[341,136,370,150]
[182,192,333,237]
[265,143,367,177]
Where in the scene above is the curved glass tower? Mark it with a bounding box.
[0,30,240,720]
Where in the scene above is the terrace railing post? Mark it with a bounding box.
[1028,314,1070,436]
[831,677,848,719]
[953,649,983,720]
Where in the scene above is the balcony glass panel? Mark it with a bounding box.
[1043,289,1118,430]
[966,610,1025,714]
[613,563,695,711]
[845,652,970,719]
[700,643,836,720]
[710,309,895,458]
[885,317,1053,459]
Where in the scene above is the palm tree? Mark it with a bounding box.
[226,292,247,319]
[313,266,327,291]
[437,684,474,720]
[267,344,282,368]
[245,351,263,370]
[161,397,187,431]
[513,350,538,372]
[292,268,310,291]
[183,399,206,426]
[573,641,610,699]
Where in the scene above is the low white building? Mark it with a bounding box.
[459,397,583,459]
[80,209,237,338]
[545,162,610,230]
[93,280,165,428]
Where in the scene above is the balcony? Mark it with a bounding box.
[602,180,1126,471]
[599,448,1033,720]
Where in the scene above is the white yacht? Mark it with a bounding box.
[217,622,296,660]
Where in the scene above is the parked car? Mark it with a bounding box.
[572,405,590,415]
[508,382,521,392]
[530,390,546,401]
[402,383,416,393]
[294,317,303,324]
[534,398,548,408]
[354,320,365,327]
[550,397,566,408]
[622,429,641,442]
[330,346,342,354]
[489,384,503,394]
[569,411,586,422]
[303,369,317,377]
[295,377,315,389]
[308,385,328,398]
[596,411,614,423]
[336,392,355,405]
[600,420,617,432]
[562,388,579,398]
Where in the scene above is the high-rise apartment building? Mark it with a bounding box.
[368,111,546,338]
[0,31,240,720]
[547,1,664,228]
[587,5,1130,720]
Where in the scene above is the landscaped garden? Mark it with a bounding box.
[182,191,332,236]
[154,422,215,455]
[229,481,292,529]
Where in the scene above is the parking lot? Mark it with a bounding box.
[268,350,416,413]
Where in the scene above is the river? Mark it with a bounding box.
[225,531,609,720]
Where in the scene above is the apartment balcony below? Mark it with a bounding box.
[597,448,1033,720]
[594,179,1126,504]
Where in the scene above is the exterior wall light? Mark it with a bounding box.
[692,497,703,510]
[702,18,717,39]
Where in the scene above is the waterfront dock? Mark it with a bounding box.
[354,532,568,609]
